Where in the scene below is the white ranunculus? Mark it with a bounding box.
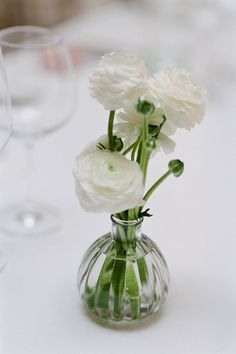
[149,68,207,130]
[113,122,140,148]
[116,102,176,154]
[89,52,148,110]
[73,149,144,213]
[118,100,165,127]
[115,122,176,155]
[79,128,138,158]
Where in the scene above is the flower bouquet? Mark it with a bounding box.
[74,52,206,322]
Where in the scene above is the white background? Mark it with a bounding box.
[1,3,236,353]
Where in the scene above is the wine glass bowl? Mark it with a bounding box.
[0,26,75,141]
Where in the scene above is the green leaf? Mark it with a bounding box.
[139,208,153,218]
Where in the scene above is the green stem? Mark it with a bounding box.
[122,141,136,156]
[143,169,172,203]
[112,252,126,320]
[131,131,142,161]
[137,258,149,286]
[142,150,151,185]
[93,246,116,317]
[136,141,142,163]
[128,208,135,221]
[116,211,127,220]
[126,259,140,320]
[122,130,143,157]
[108,110,115,151]
[140,115,150,184]
[127,209,136,241]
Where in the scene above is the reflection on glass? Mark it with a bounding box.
[0,47,11,152]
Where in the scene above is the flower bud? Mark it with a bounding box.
[136,100,155,116]
[168,159,184,177]
[145,137,156,152]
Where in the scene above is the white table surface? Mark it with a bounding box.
[1,6,236,354]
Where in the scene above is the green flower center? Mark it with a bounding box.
[107,162,117,172]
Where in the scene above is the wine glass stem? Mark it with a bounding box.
[24,139,35,202]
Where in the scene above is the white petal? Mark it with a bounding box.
[158,133,176,154]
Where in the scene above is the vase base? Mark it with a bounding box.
[81,299,166,327]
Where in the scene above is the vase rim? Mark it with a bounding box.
[111,214,143,227]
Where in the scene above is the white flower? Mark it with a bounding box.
[73,148,144,213]
[89,52,148,110]
[79,134,110,157]
[117,101,176,154]
[149,68,207,130]
[79,128,140,157]
[113,123,140,149]
[118,100,164,127]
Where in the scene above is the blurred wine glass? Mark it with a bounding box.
[0,45,12,270]
[0,26,76,236]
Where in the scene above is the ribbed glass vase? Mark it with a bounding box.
[77,215,169,322]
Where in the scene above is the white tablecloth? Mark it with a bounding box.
[0,5,236,354]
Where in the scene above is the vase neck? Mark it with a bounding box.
[111,215,143,243]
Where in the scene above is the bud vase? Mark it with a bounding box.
[77,215,169,322]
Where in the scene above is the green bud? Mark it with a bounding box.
[136,99,155,116]
[145,137,156,151]
[168,159,184,177]
[113,136,124,152]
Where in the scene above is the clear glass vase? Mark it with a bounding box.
[77,215,169,322]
